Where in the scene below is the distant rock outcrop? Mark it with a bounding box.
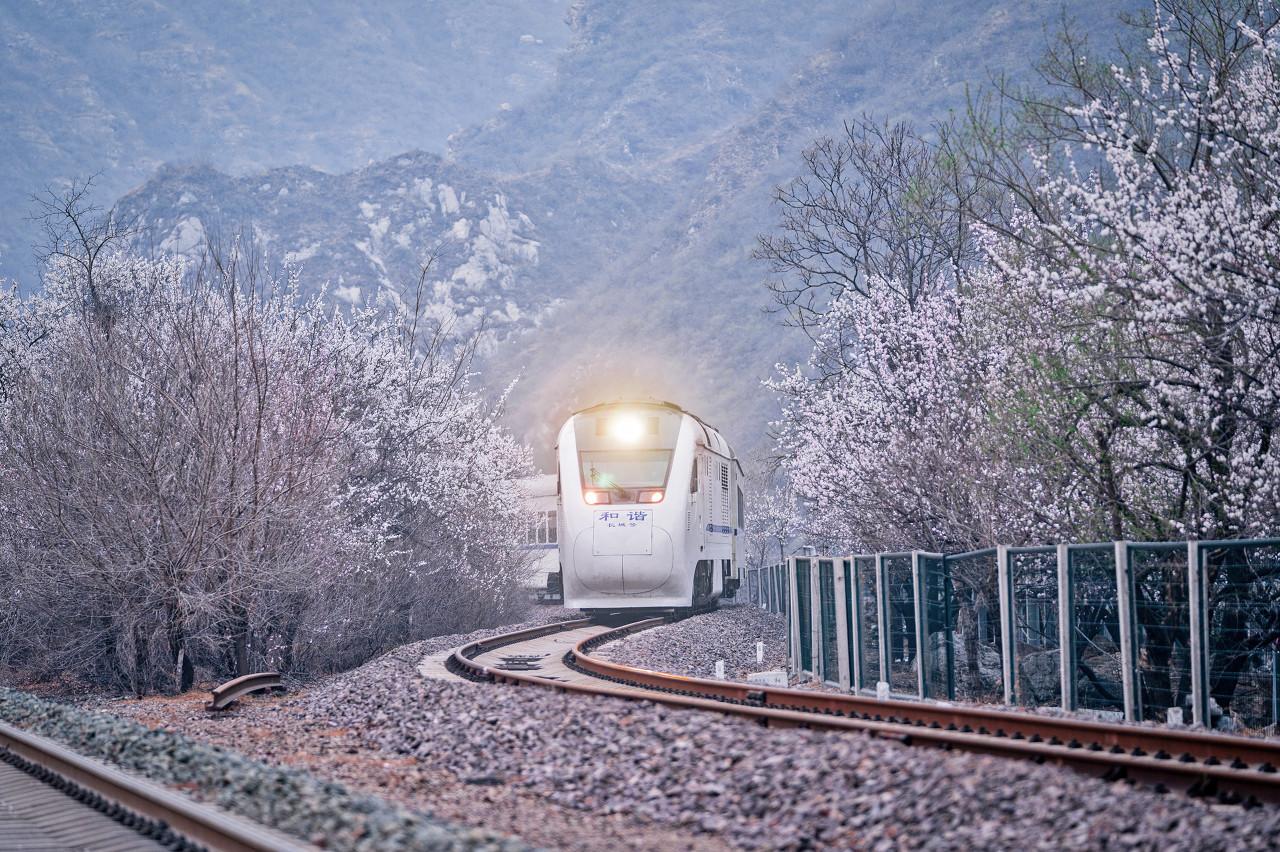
[118,154,544,334]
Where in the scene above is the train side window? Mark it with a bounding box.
[548,510,558,544]
[690,459,698,493]
[736,486,744,530]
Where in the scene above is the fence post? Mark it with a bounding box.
[774,563,782,613]
[1057,543,1074,711]
[876,553,891,689]
[1186,541,1211,727]
[809,559,822,681]
[1113,541,1138,721]
[996,544,1015,704]
[1272,648,1279,730]
[911,551,928,698]
[834,559,851,690]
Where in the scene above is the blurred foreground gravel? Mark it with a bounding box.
[64,605,1280,850]
[0,686,525,851]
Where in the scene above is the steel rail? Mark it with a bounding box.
[447,616,596,680]
[208,671,284,711]
[0,720,317,852]
[449,616,1280,806]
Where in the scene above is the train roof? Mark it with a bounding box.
[563,399,740,467]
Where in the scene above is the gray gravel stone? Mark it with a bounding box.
[0,687,530,851]
[598,602,789,682]
[297,607,1280,850]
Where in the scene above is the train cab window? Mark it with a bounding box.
[580,449,672,490]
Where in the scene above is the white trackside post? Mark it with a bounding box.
[756,641,764,664]
[1167,707,1183,727]
[877,681,890,701]
[715,660,725,680]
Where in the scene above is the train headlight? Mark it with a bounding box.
[608,414,644,443]
[584,490,610,505]
[638,488,664,503]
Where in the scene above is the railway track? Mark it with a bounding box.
[0,720,314,852]
[447,615,1280,807]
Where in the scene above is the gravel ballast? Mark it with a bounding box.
[598,601,789,681]
[310,645,1279,849]
[68,605,1280,850]
[0,686,526,851]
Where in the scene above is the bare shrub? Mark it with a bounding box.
[0,234,531,694]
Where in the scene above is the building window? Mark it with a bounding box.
[527,510,558,545]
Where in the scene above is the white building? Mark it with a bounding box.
[518,473,561,602]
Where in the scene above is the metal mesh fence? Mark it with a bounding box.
[780,564,791,662]
[1128,544,1191,722]
[1010,548,1059,706]
[920,554,949,699]
[1202,542,1280,730]
[818,559,839,682]
[777,539,1277,731]
[795,559,812,674]
[1069,546,1123,714]
[759,563,784,614]
[944,550,1003,703]
[781,564,789,617]
[855,556,880,689]
[884,554,916,694]
[841,559,857,688]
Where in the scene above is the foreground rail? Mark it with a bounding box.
[0,720,314,851]
[448,617,1280,806]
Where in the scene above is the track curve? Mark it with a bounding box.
[446,615,1280,807]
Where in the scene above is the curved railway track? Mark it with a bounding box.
[447,615,1280,807]
[0,720,314,852]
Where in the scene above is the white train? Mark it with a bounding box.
[554,400,743,612]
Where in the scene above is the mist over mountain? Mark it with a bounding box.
[0,0,570,281]
[7,0,1134,467]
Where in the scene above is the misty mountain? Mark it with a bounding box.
[0,0,571,282]
[14,0,1135,466]
[467,0,1133,464]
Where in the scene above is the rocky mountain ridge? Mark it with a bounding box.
[17,0,1136,463]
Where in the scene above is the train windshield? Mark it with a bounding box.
[580,449,672,490]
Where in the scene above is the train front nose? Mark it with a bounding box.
[570,507,673,595]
